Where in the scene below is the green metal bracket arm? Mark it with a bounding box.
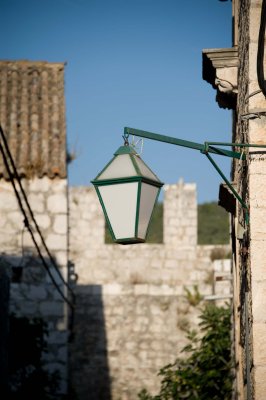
[124,127,266,225]
[124,127,246,160]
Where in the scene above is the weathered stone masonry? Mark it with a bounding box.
[69,181,231,400]
[0,59,231,400]
[0,60,69,396]
[0,177,69,393]
[203,1,266,398]
[234,1,266,398]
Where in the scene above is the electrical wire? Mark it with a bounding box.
[257,0,266,96]
[0,125,75,300]
[0,126,75,309]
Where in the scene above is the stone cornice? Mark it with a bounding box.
[202,47,238,109]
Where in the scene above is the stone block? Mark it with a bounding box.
[21,300,39,315]
[164,259,177,269]
[0,212,7,227]
[10,284,26,302]
[56,318,68,331]
[251,280,266,323]
[249,4,262,43]
[45,363,67,392]
[253,365,266,399]
[35,214,51,229]
[249,119,266,145]
[47,193,67,213]
[249,177,266,208]
[102,284,121,296]
[134,284,149,296]
[42,352,56,363]
[250,206,266,240]
[0,191,18,210]
[50,178,67,193]
[173,285,183,295]
[46,233,67,250]
[189,270,206,282]
[250,240,266,278]
[28,193,45,213]
[53,215,67,234]
[252,323,266,366]
[249,157,266,175]
[48,331,68,345]
[28,285,48,300]
[40,301,65,317]
[57,346,68,363]
[29,177,50,192]
[248,45,266,107]
[0,231,16,246]
[8,211,24,225]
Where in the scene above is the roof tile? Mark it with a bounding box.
[0,60,67,179]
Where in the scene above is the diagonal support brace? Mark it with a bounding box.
[124,127,266,225]
[204,152,249,225]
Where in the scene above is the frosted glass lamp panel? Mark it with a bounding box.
[98,182,138,239]
[97,154,137,180]
[138,183,159,239]
[133,156,161,182]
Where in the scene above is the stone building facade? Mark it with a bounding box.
[0,60,70,396]
[203,1,266,398]
[68,181,231,399]
[0,60,231,399]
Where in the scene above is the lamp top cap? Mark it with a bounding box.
[114,145,137,156]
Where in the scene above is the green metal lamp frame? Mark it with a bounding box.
[124,127,266,225]
[91,143,163,244]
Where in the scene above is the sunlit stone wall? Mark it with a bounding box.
[0,177,69,395]
[69,181,231,400]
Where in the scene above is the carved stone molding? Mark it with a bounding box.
[202,47,238,109]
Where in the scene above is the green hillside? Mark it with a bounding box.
[146,202,163,243]
[198,201,230,245]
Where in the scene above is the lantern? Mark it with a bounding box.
[91,144,163,244]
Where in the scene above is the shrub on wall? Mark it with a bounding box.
[138,302,233,400]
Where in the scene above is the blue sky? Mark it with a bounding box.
[0,0,233,203]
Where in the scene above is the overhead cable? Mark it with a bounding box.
[0,125,74,309]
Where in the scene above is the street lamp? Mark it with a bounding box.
[91,135,163,244]
[92,127,266,245]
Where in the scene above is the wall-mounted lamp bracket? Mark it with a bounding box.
[124,127,266,226]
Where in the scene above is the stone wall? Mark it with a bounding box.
[232,0,251,397]
[231,0,266,398]
[69,181,231,400]
[0,176,69,395]
[0,258,10,395]
[247,1,266,398]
